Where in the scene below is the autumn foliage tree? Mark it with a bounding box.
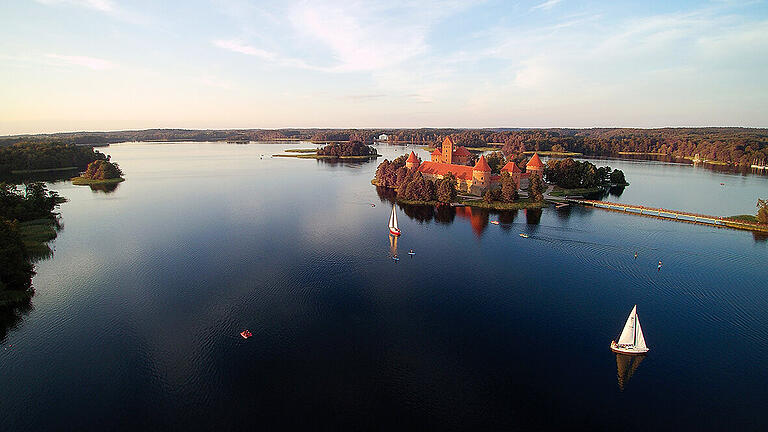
[758,199,768,224]
[82,160,123,180]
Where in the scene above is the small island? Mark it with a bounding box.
[275,140,380,160]
[373,137,549,210]
[71,160,125,185]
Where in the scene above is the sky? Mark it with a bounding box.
[1,0,767,135]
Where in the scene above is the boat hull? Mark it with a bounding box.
[610,341,648,355]
[389,229,401,236]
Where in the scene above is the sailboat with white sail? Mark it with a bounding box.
[610,305,649,355]
[389,204,401,236]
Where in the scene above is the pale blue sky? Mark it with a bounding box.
[1,0,767,134]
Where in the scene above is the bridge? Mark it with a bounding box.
[564,199,768,233]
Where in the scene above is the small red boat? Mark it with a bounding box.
[240,330,252,339]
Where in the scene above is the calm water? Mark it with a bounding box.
[1,142,767,431]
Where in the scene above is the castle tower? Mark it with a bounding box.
[431,148,442,163]
[472,155,492,191]
[501,161,522,188]
[526,153,544,177]
[441,136,454,165]
[405,151,419,169]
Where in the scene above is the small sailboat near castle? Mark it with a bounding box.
[389,204,401,236]
[610,305,649,355]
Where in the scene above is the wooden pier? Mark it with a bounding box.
[567,199,768,233]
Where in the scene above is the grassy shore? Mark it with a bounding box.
[465,146,503,152]
[393,196,546,210]
[617,152,668,156]
[284,148,319,153]
[11,166,79,174]
[548,186,604,197]
[523,150,583,157]
[729,214,759,223]
[71,176,125,185]
[460,198,546,210]
[274,154,380,160]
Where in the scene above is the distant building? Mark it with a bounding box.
[378,134,389,141]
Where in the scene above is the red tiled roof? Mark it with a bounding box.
[526,153,544,169]
[431,148,442,156]
[454,146,471,156]
[406,151,419,164]
[501,161,521,173]
[418,161,474,180]
[473,155,491,172]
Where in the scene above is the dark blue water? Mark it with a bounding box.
[1,142,766,431]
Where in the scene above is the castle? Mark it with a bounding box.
[405,137,544,196]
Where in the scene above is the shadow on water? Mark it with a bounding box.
[375,186,547,237]
[615,354,645,392]
[86,182,120,194]
[0,297,34,344]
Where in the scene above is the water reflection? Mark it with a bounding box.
[0,297,33,344]
[389,233,399,258]
[615,354,645,391]
[86,182,120,193]
[374,186,551,237]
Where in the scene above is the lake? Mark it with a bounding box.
[1,142,767,431]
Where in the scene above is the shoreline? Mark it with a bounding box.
[71,176,125,185]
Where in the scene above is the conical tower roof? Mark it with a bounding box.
[406,151,419,164]
[501,161,521,173]
[526,153,544,169]
[473,155,491,172]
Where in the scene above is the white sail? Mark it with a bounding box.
[617,305,637,345]
[389,205,399,230]
[634,314,647,351]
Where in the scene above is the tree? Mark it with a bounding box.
[500,172,518,202]
[436,173,457,203]
[82,160,123,180]
[484,151,505,173]
[530,173,544,202]
[758,199,768,224]
[0,218,34,291]
[483,189,494,203]
[610,169,627,185]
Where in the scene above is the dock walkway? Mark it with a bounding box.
[566,199,768,233]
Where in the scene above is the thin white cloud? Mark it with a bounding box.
[35,0,116,12]
[45,54,115,70]
[531,0,562,11]
[213,39,275,60]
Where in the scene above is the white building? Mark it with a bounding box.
[378,134,389,141]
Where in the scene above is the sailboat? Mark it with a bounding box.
[389,204,401,236]
[610,305,649,355]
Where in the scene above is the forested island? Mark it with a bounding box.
[275,140,379,159]
[3,127,767,167]
[71,160,124,185]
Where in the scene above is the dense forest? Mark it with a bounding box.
[544,159,627,189]
[316,141,378,157]
[0,143,107,175]
[0,183,62,295]
[3,127,767,166]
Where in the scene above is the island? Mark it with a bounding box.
[275,140,380,160]
[373,137,548,210]
[71,160,125,185]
